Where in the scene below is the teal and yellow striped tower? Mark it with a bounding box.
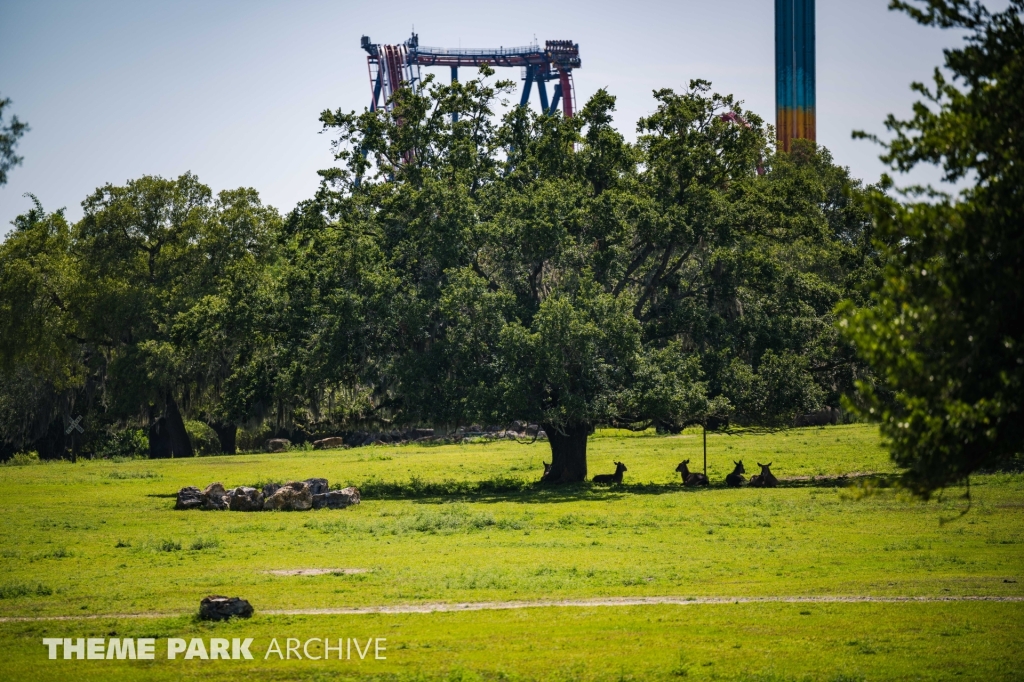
[775,0,815,152]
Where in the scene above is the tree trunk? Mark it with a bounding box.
[208,421,237,454]
[148,417,173,459]
[164,394,194,458]
[540,422,590,483]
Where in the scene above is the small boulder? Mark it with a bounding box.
[175,486,204,510]
[303,478,330,495]
[262,482,282,498]
[228,486,264,512]
[199,595,253,621]
[312,437,348,450]
[202,482,230,510]
[312,487,361,510]
[263,481,312,511]
[265,438,290,453]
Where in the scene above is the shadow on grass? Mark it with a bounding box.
[151,472,901,505]
[349,472,900,504]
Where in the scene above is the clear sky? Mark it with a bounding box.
[0,0,975,236]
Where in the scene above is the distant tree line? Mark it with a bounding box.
[0,75,879,478]
[1,0,1018,495]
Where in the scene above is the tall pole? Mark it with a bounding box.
[775,0,816,152]
[703,423,707,478]
[451,66,459,124]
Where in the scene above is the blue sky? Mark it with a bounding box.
[0,0,974,235]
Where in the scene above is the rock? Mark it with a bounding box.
[202,482,229,510]
[263,481,312,511]
[794,407,840,427]
[199,595,253,621]
[312,487,361,510]
[303,478,329,495]
[265,438,291,452]
[262,483,281,498]
[175,486,204,510]
[312,437,348,450]
[228,486,264,511]
[409,428,434,439]
[344,431,368,447]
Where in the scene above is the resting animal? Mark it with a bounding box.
[592,461,627,484]
[675,460,709,487]
[725,460,746,487]
[748,462,779,488]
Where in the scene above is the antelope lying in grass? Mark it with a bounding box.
[675,460,709,487]
[592,461,627,484]
[749,462,779,488]
[725,460,746,487]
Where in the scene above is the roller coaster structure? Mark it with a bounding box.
[360,33,581,118]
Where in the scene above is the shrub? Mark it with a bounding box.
[3,451,40,466]
[92,429,148,460]
[185,421,220,456]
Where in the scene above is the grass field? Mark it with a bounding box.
[0,424,1021,681]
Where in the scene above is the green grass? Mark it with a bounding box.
[0,424,1022,680]
[1,604,1022,681]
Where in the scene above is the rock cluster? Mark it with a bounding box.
[175,479,359,512]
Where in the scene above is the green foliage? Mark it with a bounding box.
[0,63,877,476]
[0,94,28,186]
[2,452,39,466]
[0,176,282,460]
[184,420,219,456]
[841,0,1024,496]
[307,71,874,475]
[90,429,148,460]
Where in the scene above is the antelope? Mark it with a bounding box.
[749,462,779,488]
[675,460,709,487]
[725,460,746,487]
[592,461,627,484]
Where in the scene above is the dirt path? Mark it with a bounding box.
[2,594,1022,623]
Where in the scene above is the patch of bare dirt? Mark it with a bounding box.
[265,568,368,576]
[2,594,1021,622]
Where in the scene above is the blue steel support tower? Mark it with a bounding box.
[775,0,816,152]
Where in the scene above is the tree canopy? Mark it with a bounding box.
[301,72,875,480]
[840,0,1024,497]
[0,176,282,460]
